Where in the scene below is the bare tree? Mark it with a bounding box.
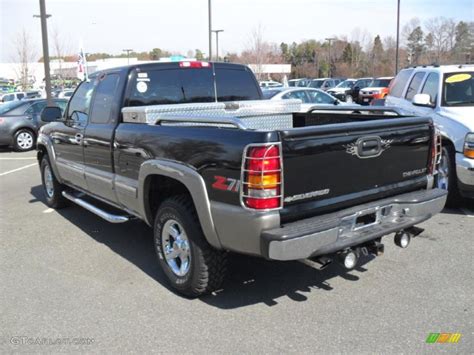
[243,25,280,80]
[12,29,37,91]
[51,26,72,86]
[425,17,453,63]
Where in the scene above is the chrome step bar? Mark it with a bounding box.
[62,191,130,223]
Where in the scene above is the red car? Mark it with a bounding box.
[358,77,393,105]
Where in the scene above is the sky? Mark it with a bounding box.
[0,0,473,62]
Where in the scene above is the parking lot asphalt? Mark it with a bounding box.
[0,149,473,353]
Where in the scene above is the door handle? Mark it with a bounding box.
[75,133,83,145]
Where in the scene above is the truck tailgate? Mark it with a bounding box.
[280,116,433,221]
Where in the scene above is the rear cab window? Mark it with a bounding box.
[214,66,261,101]
[125,63,261,107]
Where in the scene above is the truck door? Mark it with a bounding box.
[52,80,94,190]
[83,72,122,203]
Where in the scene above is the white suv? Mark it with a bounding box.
[386,65,474,205]
[0,92,26,103]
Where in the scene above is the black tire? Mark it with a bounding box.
[40,156,67,209]
[436,145,461,207]
[154,195,227,297]
[13,129,36,152]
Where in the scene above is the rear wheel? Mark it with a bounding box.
[41,156,67,209]
[154,195,227,297]
[13,129,35,151]
[436,145,461,206]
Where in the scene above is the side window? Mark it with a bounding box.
[405,72,426,101]
[421,73,439,105]
[17,93,25,100]
[67,80,95,125]
[25,102,47,115]
[89,74,120,124]
[67,81,94,117]
[54,100,68,115]
[283,91,310,103]
[390,69,414,97]
[307,90,335,104]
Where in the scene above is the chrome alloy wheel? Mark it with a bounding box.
[161,219,191,277]
[17,131,34,150]
[44,164,54,198]
[437,150,449,191]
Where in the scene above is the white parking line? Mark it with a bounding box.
[43,208,54,214]
[0,163,37,177]
[0,157,36,160]
[460,208,474,217]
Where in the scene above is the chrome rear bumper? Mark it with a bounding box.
[262,188,447,261]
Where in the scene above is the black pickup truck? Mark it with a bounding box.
[37,61,447,297]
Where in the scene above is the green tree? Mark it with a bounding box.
[195,49,204,61]
[342,43,353,64]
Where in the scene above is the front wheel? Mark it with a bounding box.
[41,156,67,209]
[154,195,227,297]
[436,146,461,206]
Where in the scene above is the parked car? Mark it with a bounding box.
[358,77,393,105]
[288,78,311,87]
[0,92,26,103]
[327,79,357,102]
[350,77,374,103]
[307,78,337,91]
[262,87,356,111]
[58,90,75,99]
[0,98,67,151]
[37,61,445,297]
[259,80,282,88]
[25,90,43,99]
[386,64,474,204]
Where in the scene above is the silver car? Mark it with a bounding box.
[262,87,357,112]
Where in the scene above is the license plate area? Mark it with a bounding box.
[339,206,388,238]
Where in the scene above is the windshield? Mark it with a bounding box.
[335,80,355,89]
[262,89,281,99]
[442,72,474,107]
[369,79,392,87]
[308,80,323,88]
[0,101,24,115]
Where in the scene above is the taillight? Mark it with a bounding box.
[429,127,442,175]
[179,61,211,68]
[241,144,283,210]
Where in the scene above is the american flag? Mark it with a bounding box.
[77,49,88,81]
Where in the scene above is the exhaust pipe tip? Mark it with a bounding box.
[394,231,411,248]
[339,249,358,270]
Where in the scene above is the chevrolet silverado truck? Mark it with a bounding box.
[37,61,447,297]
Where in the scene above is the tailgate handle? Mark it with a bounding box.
[357,137,382,158]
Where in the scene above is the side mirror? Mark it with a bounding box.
[40,106,62,122]
[412,93,434,107]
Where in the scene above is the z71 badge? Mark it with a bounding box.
[212,176,240,193]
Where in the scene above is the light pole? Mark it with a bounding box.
[395,0,401,75]
[325,37,336,77]
[122,49,133,65]
[212,29,224,61]
[33,1,53,105]
[208,0,212,61]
